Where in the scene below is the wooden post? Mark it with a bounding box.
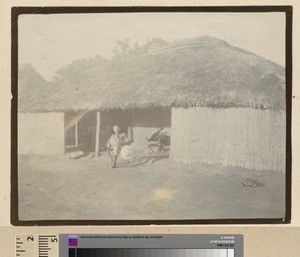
[95,111,101,158]
[75,121,78,147]
[63,112,66,154]
[127,113,133,142]
[127,125,133,142]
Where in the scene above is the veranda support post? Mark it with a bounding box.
[95,111,101,158]
[75,121,78,147]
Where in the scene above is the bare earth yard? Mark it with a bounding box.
[18,153,285,220]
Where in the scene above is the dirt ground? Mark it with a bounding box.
[18,152,285,221]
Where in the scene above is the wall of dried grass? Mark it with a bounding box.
[170,107,286,173]
[18,112,65,155]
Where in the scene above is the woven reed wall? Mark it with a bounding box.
[18,112,65,155]
[170,107,286,173]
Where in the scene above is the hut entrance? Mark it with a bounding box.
[65,110,132,155]
[65,111,97,154]
[100,107,171,152]
[65,107,172,156]
[130,107,171,150]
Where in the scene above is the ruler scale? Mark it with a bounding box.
[15,236,36,257]
[38,236,59,257]
[16,235,58,257]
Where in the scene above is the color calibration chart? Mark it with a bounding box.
[68,248,234,257]
[16,234,243,257]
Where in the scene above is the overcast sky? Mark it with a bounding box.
[18,12,286,80]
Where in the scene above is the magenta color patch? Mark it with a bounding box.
[68,235,78,246]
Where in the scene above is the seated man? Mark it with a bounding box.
[146,127,168,152]
[106,125,130,168]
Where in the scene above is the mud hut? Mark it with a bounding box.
[18,64,65,155]
[18,36,286,172]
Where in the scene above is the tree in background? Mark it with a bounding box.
[52,37,167,82]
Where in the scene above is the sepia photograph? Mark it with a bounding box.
[13,8,291,224]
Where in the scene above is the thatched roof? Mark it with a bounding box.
[18,64,52,112]
[18,36,285,112]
